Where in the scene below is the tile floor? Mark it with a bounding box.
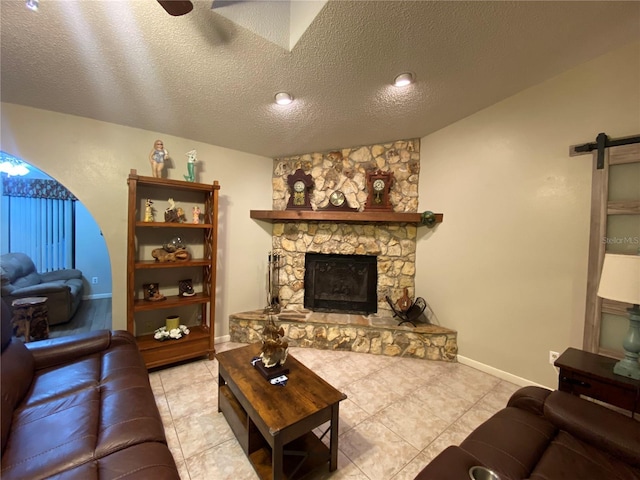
[149,342,521,480]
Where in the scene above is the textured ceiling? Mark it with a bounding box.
[1,1,639,158]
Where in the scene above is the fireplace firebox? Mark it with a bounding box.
[304,253,377,314]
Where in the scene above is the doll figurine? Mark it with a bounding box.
[144,199,155,222]
[149,140,169,178]
[192,205,201,224]
[184,150,197,182]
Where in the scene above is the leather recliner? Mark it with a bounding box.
[415,385,640,479]
[1,252,84,325]
[0,299,180,479]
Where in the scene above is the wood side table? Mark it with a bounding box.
[554,347,640,415]
[11,297,49,342]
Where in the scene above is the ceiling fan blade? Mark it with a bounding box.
[157,1,194,16]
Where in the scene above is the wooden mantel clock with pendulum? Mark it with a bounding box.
[365,169,394,211]
[286,168,313,210]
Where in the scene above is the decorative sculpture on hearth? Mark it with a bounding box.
[260,315,289,368]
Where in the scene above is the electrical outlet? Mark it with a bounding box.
[549,350,560,365]
[91,277,98,285]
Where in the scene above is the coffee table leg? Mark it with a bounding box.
[329,403,339,471]
[273,436,284,480]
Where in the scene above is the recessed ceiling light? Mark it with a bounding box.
[25,0,39,11]
[274,92,294,105]
[393,72,414,87]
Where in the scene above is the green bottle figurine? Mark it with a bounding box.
[184,150,197,182]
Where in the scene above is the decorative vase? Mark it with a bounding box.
[396,288,412,313]
[165,315,180,331]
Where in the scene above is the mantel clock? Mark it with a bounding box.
[286,169,313,210]
[365,169,394,211]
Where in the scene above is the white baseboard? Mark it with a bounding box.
[215,334,231,344]
[83,293,113,300]
[457,355,549,389]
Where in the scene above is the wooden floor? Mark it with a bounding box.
[49,298,112,338]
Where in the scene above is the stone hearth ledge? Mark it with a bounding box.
[229,309,457,362]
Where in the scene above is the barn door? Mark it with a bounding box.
[583,142,640,356]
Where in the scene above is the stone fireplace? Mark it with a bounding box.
[271,138,421,314]
[229,138,458,362]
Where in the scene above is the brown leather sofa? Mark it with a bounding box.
[0,299,179,479]
[415,385,640,480]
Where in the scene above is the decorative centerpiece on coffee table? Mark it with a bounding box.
[253,315,290,380]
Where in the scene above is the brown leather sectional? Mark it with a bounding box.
[0,300,180,479]
[415,385,640,480]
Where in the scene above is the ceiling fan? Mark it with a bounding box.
[157,1,193,16]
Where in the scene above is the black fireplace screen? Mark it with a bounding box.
[304,253,377,314]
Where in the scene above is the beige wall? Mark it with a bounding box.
[417,42,640,387]
[2,41,638,386]
[0,103,274,336]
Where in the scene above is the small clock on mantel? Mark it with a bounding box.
[321,190,358,211]
[365,169,394,211]
[286,168,313,210]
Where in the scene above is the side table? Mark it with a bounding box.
[554,347,640,416]
[11,297,49,342]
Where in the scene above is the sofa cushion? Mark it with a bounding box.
[40,269,82,283]
[23,356,101,408]
[530,430,640,480]
[2,388,100,480]
[544,390,640,468]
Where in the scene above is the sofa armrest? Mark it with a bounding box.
[26,330,112,370]
[544,390,640,467]
[414,446,484,480]
[40,269,83,282]
[506,385,551,416]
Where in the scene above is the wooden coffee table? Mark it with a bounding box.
[217,343,346,480]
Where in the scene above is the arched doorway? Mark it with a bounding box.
[0,153,112,337]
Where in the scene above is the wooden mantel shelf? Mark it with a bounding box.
[250,210,443,225]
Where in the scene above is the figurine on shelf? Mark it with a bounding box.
[143,283,166,302]
[178,279,196,297]
[184,150,197,182]
[176,207,187,223]
[152,246,191,262]
[154,236,190,262]
[192,205,201,224]
[149,140,169,178]
[163,236,185,252]
[143,199,155,222]
[164,198,180,222]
